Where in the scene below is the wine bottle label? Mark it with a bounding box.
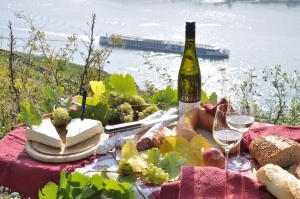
[178,74,201,102]
[178,101,200,116]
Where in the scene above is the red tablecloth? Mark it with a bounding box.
[0,127,95,199]
[159,166,271,199]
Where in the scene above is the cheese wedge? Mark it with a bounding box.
[26,118,103,148]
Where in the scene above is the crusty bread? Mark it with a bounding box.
[256,164,300,199]
[289,163,300,179]
[249,135,300,167]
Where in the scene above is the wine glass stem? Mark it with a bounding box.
[237,142,241,158]
[224,148,230,173]
[237,130,246,158]
[224,148,230,199]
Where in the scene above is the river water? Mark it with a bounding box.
[0,0,300,95]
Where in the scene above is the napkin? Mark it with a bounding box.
[160,166,271,199]
[242,125,300,149]
[203,98,228,116]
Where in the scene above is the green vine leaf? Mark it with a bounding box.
[158,152,186,181]
[42,86,65,113]
[201,90,208,104]
[151,86,177,106]
[121,140,138,160]
[146,148,161,166]
[108,74,137,96]
[70,102,110,125]
[201,91,217,105]
[90,174,105,190]
[39,181,58,199]
[89,81,107,104]
[104,179,134,199]
[67,172,89,188]
[18,101,42,127]
[40,171,134,199]
[208,92,217,105]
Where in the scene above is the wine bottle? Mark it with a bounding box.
[178,21,201,116]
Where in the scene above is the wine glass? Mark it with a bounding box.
[226,103,255,171]
[212,104,243,172]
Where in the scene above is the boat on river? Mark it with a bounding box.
[99,35,229,59]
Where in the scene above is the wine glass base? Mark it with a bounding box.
[227,157,251,171]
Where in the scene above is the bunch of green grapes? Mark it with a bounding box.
[108,92,160,123]
[129,95,146,106]
[109,92,145,108]
[118,159,135,176]
[51,107,70,127]
[142,164,169,185]
[118,102,134,122]
[138,105,159,120]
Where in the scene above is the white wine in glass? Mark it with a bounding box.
[226,104,255,171]
[213,129,242,150]
[227,115,254,133]
[212,104,243,172]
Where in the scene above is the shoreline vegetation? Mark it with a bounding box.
[0,13,299,138]
[189,0,300,7]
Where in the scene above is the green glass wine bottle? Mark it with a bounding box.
[178,21,201,116]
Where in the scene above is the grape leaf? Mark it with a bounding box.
[159,135,212,166]
[121,140,138,160]
[77,95,106,106]
[151,86,177,106]
[105,179,125,193]
[158,152,186,181]
[201,90,208,104]
[121,140,147,172]
[66,172,90,198]
[57,170,67,199]
[117,175,137,184]
[70,102,110,125]
[59,170,67,189]
[90,174,105,190]
[90,81,105,95]
[190,135,212,152]
[160,136,190,155]
[108,74,137,96]
[42,86,64,113]
[189,135,212,166]
[18,101,42,127]
[208,92,217,105]
[80,186,96,199]
[146,148,161,166]
[104,179,134,199]
[67,172,89,189]
[39,181,58,199]
[89,81,107,103]
[40,171,134,199]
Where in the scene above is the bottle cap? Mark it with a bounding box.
[186,21,195,39]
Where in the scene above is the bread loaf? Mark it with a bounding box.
[289,163,300,179]
[249,135,300,167]
[256,164,300,199]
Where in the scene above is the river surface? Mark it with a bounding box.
[0,0,300,96]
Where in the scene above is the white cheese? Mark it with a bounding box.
[26,118,103,148]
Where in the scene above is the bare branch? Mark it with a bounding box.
[79,14,96,94]
[7,21,21,113]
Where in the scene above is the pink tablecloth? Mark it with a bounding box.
[0,127,95,199]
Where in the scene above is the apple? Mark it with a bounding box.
[203,148,225,169]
